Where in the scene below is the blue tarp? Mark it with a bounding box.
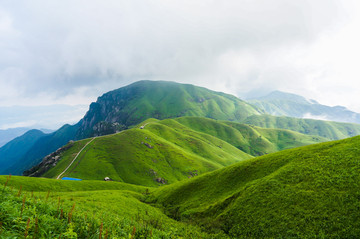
[61,177,82,181]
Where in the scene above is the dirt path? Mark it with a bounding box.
[56,137,96,179]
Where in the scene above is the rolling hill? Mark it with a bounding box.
[0,175,211,238]
[2,130,360,237]
[26,117,326,186]
[243,114,360,140]
[149,134,360,238]
[1,124,80,175]
[2,80,360,176]
[76,80,263,138]
[0,129,46,174]
[0,80,263,175]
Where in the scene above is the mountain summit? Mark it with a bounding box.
[2,81,360,176]
[0,80,262,175]
[76,80,263,138]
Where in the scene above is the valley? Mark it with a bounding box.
[1,81,360,238]
[2,133,360,237]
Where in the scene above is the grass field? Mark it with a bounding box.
[2,134,360,237]
[149,135,360,238]
[35,117,327,187]
[0,175,224,238]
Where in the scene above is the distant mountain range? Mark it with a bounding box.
[247,90,360,124]
[0,128,32,147]
[0,80,263,175]
[2,82,360,237]
[0,127,53,147]
[148,134,360,237]
[2,81,360,176]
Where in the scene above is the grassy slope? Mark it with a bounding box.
[244,114,360,140]
[173,117,326,156]
[0,175,147,193]
[40,117,325,187]
[81,80,263,132]
[0,130,45,174]
[43,119,253,186]
[3,132,360,237]
[0,176,217,238]
[3,123,80,175]
[150,135,360,238]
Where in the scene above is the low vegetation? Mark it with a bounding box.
[2,133,360,237]
[149,135,360,238]
[0,175,224,238]
[243,114,360,140]
[35,117,326,187]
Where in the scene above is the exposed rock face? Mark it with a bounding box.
[23,142,74,177]
[155,177,167,184]
[75,80,262,139]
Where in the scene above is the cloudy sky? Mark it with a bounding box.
[1,0,360,128]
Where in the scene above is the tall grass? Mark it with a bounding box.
[0,175,221,238]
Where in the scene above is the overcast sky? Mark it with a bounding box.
[1,0,360,123]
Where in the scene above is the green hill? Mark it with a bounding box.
[0,175,212,238]
[3,124,80,175]
[2,133,360,237]
[149,135,360,238]
[173,117,326,156]
[0,129,46,174]
[3,81,360,176]
[243,114,360,140]
[28,117,326,187]
[0,80,263,176]
[76,80,263,138]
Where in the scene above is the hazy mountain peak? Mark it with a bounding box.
[252,90,318,105]
[247,90,360,124]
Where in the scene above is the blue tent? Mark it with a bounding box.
[61,177,82,181]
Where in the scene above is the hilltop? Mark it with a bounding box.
[26,117,326,186]
[243,114,360,140]
[2,81,360,176]
[76,80,263,138]
[0,81,262,175]
[2,132,360,237]
[149,135,360,237]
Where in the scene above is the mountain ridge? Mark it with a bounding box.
[2,81,360,175]
[247,90,360,123]
[26,117,327,186]
[1,80,264,175]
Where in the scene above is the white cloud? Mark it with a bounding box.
[1,0,359,116]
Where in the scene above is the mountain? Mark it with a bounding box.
[0,128,54,147]
[2,131,360,237]
[247,90,360,123]
[2,124,80,175]
[26,117,326,186]
[1,80,263,175]
[149,134,360,238]
[243,114,360,140]
[76,80,263,138]
[2,81,360,176]
[0,127,31,147]
[0,129,46,174]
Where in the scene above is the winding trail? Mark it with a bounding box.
[56,137,96,179]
